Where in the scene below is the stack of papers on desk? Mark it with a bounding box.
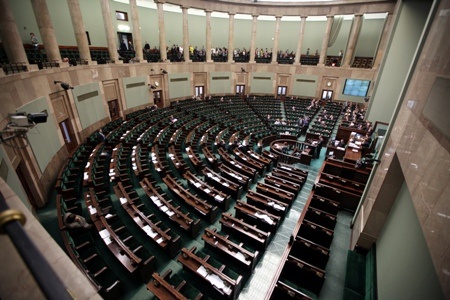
[88,205,97,215]
[255,211,274,225]
[268,201,285,211]
[143,225,158,238]
[235,251,248,261]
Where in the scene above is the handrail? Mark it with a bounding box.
[0,191,73,300]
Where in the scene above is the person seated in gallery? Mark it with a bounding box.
[362,134,372,148]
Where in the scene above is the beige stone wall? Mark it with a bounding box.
[351,0,450,295]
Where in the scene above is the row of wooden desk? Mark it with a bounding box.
[163,175,219,224]
[266,158,371,299]
[114,182,181,257]
[140,178,202,238]
[84,188,156,282]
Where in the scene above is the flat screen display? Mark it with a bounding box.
[343,79,370,97]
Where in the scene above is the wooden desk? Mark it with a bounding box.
[177,247,243,300]
[297,219,333,249]
[218,164,251,190]
[184,171,231,210]
[147,269,204,300]
[304,206,337,231]
[185,145,205,172]
[264,174,301,196]
[318,172,365,195]
[219,213,270,250]
[256,182,295,207]
[201,144,219,170]
[246,190,288,218]
[84,189,155,282]
[140,178,201,238]
[202,228,259,270]
[282,255,325,297]
[314,182,362,213]
[290,236,330,271]
[233,148,266,176]
[163,175,219,223]
[114,182,181,257]
[234,200,280,234]
[270,281,313,300]
[168,145,189,175]
[218,148,258,182]
[310,194,340,216]
[272,168,306,186]
[344,147,361,163]
[203,167,243,199]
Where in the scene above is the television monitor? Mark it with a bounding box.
[343,79,370,97]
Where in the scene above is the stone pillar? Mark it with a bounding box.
[67,0,93,64]
[342,14,363,67]
[294,16,307,65]
[318,15,334,66]
[130,0,144,62]
[227,13,235,63]
[205,10,212,62]
[272,16,281,63]
[182,6,191,62]
[249,14,258,63]
[31,0,62,63]
[372,13,393,69]
[100,0,121,63]
[156,1,167,61]
[0,0,28,64]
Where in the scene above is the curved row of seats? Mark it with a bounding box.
[55,95,315,299]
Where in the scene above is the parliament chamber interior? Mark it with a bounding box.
[0,0,448,299]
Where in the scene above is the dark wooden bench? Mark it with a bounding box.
[202,228,259,270]
[219,213,271,250]
[177,247,243,300]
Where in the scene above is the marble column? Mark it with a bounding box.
[318,15,334,66]
[67,0,93,64]
[372,13,393,69]
[227,13,235,63]
[130,0,144,62]
[182,6,191,62]
[342,14,363,67]
[156,1,167,61]
[249,14,258,63]
[205,10,212,62]
[31,0,62,63]
[294,16,307,65]
[272,16,281,63]
[0,0,28,65]
[100,0,121,63]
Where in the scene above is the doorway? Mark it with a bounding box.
[277,86,287,96]
[118,32,133,50]
[59,119,77,153]
[16,161,37,209]
[322,89,333,101]
[195,86,204,100]
[153,91,163,108]
[236,85,245,95]
[108,100,120,120]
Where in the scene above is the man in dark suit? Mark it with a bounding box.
[315,136,324,158]
[98,129,106,142]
